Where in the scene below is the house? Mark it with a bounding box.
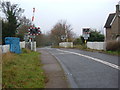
[104,3,120,42]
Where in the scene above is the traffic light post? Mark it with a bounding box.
[26,8,41,51]
[82,28,90,44]
[28,26,41,51]
[31,35,35,51]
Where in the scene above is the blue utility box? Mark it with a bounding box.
[5,37,21,54]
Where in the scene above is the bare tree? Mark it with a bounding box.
[50,20,74,45]
[17,16,32,34]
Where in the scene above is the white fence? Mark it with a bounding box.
[20,41,25,49]
[87,42,106,50]
[0,45,10,53]
[0,41,36,53]
[59,42,73,48]
[26,42,36,51]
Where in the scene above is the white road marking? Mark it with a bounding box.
[57,49,120,70]
[52,52,70,55]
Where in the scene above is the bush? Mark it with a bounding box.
[73,38,83,45]
[106,40,120,51]
[73,45,87,50]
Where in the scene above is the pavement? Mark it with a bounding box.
[37,49,69,88]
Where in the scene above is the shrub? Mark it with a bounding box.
[73,38,83,45]
[106,40,120,51]
[73,45,87,50]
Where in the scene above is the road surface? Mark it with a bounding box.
[38,47,119,88]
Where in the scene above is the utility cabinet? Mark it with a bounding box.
[5,37,21,54]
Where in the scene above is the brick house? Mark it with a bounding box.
[104,3,120,41]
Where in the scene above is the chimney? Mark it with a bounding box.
[116,2,120,16]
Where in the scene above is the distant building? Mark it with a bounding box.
[104,3,120,41]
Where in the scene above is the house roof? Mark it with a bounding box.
[104,13,115,28]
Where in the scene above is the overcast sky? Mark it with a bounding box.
[1,0,120,36]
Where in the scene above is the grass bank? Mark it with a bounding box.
[52,45,120,56]
[73,45,120,56]
[2,49,46,88]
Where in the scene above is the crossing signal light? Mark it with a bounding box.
[83,28,90,34]
[28,26,41,35]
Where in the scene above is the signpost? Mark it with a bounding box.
[27,26,41,51]
[61,35,66,41]
[25,8,41,51]
[82,28,90,44]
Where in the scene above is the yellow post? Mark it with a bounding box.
[85,40,87,44]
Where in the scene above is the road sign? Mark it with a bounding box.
[83,34,89,40]
[24,34,29,42]
[83,28,90,34]
[82,28,90,40]
[61,35,66,41]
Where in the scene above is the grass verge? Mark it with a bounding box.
[53,45,120,56]
[73,45,120,56]
[2,49,46,88]
[105,50,120,56]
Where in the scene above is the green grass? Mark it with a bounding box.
[2,49,46,88]
[73,45,87,50]
[105,51,120,56]
[52,44,120,56]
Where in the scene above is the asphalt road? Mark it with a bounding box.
[38,47,119,88]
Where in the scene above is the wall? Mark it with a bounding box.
[1,41,36,53]
[29,42,36,51]
[118,16,120,34]
[106,14,120,41]
[111,16,119,40]
[59,42,73,48]
[106,28,112,41]
[0,45,10,53]
[87,42,106,50]
[20,41,25,49]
